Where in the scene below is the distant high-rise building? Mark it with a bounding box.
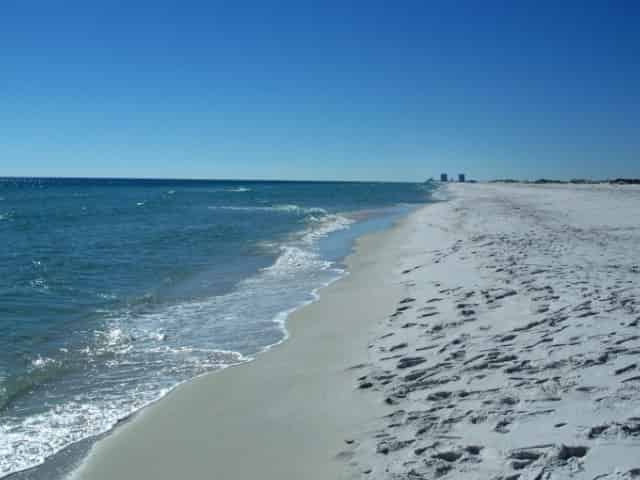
[440,173,448,182]
[458,173,465,183]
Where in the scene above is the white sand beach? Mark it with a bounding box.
[70,183,640,480]
[350,183,640,479]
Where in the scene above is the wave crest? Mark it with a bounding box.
[208,204,327,215]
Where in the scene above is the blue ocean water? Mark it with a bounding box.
[0,178,433,477]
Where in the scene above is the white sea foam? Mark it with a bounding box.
[92,326,133,356]
[208,204,327,215]
[29,277,49,290]
[263,245,331,276]
[30,356,57,370]
[302,213,353,243]
[274,204,327,214]
[0,385,161,477]
[207,186,252,193]
[153,331,168,342]
[0,346,249,478]
[97,292,117,300]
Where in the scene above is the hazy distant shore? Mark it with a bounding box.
[490,177,640,185]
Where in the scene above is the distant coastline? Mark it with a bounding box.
[489,177,640,185]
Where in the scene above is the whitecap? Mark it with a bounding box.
[208,186,252,193]
[272,204,327,215]
[93,326,132,355]
[208,204,327,215]
[30,355,57,370]
[262,245,330,276]
[302,213,354,243]
[151,331,168,342]
[97,292,117,300]
[29,278,49,290]
[104,327,126,345]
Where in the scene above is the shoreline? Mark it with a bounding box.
[66,201,425,479]
[3,199,425,480]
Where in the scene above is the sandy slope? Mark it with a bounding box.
[349,183,640,479]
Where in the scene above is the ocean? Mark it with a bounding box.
[0,178,434,478]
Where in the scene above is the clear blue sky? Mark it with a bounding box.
[2,1,639,181]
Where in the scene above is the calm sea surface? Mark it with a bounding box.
[0,178,434,477]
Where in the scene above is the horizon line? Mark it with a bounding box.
[0,175,432,184]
